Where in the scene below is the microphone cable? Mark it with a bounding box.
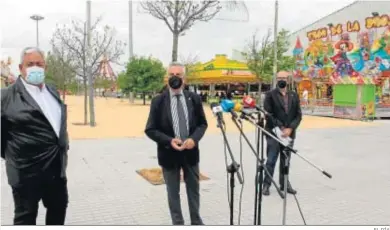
[237,120,245,225]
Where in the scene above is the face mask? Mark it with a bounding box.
[168,75,183,90]
[25,66,45,85]
[277,80,287,89]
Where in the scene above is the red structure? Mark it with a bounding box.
[96,55,117,91]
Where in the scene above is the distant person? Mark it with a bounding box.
[145,62,208,225]
[1,47,69,225]
[302,89,309,106]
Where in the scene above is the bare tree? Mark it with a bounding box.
[179,53,199,76]
[45,46,74,102]
[51,18,126,126]
[243,29,272,104]
[140,0,248,62]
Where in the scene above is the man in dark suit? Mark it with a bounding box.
[145,62,208,225]
[262,72,302,196]
[1,47,69,225]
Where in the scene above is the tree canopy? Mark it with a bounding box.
[118,56,166,96]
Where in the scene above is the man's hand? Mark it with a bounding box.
[183,138,196,150]
[282,128,293,137]
[171,138,184,151]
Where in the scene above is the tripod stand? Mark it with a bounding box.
[240,113,332,225]
[229,112,285,204]
[253,113,265,225]
[215,118,243,225]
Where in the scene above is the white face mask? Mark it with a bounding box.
[25,66,45,85]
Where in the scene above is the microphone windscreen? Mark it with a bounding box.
[210,102,218,109]
[221,99,235,112]
[233,102,243,112]
[243,96,256,108]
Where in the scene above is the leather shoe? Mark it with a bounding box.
[262,185,270,196]
[281,186,297,195]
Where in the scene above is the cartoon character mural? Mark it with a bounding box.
[293,25,390,84]
[371,26,390,71]
[302,38,335,78]
[331,33,359,78]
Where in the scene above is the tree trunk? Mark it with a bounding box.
[172,32,179,62]
[143,92,146,105]
[83,78,88,125]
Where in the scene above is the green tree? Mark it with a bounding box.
[45,51,74,102]
[119,56,166,105]
[243,29,295,99]
[243,29,272,101]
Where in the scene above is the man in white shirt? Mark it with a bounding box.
[302,89,309,106]
[1,47,69,225]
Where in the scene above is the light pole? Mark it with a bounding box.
[272,0,279,89]
[30,14,44,47]
[128,0,135,103]
[129,0,134,59]
[86,0,96,127]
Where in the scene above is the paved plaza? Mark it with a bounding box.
[1,120,390,225]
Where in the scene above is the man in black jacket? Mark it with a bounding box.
[145,62,208,225]
[1,47,69,225]
[262,72,302,196]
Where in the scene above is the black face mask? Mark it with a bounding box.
[277,80,287,89]
[168,75,183,90]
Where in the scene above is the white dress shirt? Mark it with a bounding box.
[21,79,62,137]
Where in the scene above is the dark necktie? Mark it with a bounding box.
[175,94,188,140]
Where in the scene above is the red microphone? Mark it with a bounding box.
[243,96,256,108]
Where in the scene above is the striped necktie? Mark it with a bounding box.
[175,94,188,140]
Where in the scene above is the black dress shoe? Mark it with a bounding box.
[262,185,270,196]
[281,186,297,195]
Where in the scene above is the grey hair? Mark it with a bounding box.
[168,62,186,76]
[20,47,45,64]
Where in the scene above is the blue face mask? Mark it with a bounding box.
[25,66,45,85]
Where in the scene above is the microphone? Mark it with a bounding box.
[242,95,272,117]
[221,99,239,119]
[243,95,256,108]
[210,102,225,127]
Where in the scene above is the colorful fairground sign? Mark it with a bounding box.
[292,14,390,86]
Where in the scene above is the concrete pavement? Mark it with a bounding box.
[1,123,390,225]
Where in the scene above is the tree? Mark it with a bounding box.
[179,53,199,77]
[243,29,295,100]
[243,29,272,102]
[45,49,75,102]
[140,0,248,62]
[51,18,125,126]
[119,56,166,105]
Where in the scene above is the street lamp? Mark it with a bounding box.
[30,14,44,47]
[129,0,134,59]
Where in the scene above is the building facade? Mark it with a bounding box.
[286,1,390,108]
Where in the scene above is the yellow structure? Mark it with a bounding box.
[164,54,258,85]
[187,54,258,84]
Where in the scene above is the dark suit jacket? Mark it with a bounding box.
[1,77,69,187]
[263,88,302,139]
[145,89,208,168]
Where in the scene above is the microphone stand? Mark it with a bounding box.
[229,112,285,202]
[215,119,244,225]
[240,114,332,225]
[253,112,265,225]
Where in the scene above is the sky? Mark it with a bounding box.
[0,0,356,75]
